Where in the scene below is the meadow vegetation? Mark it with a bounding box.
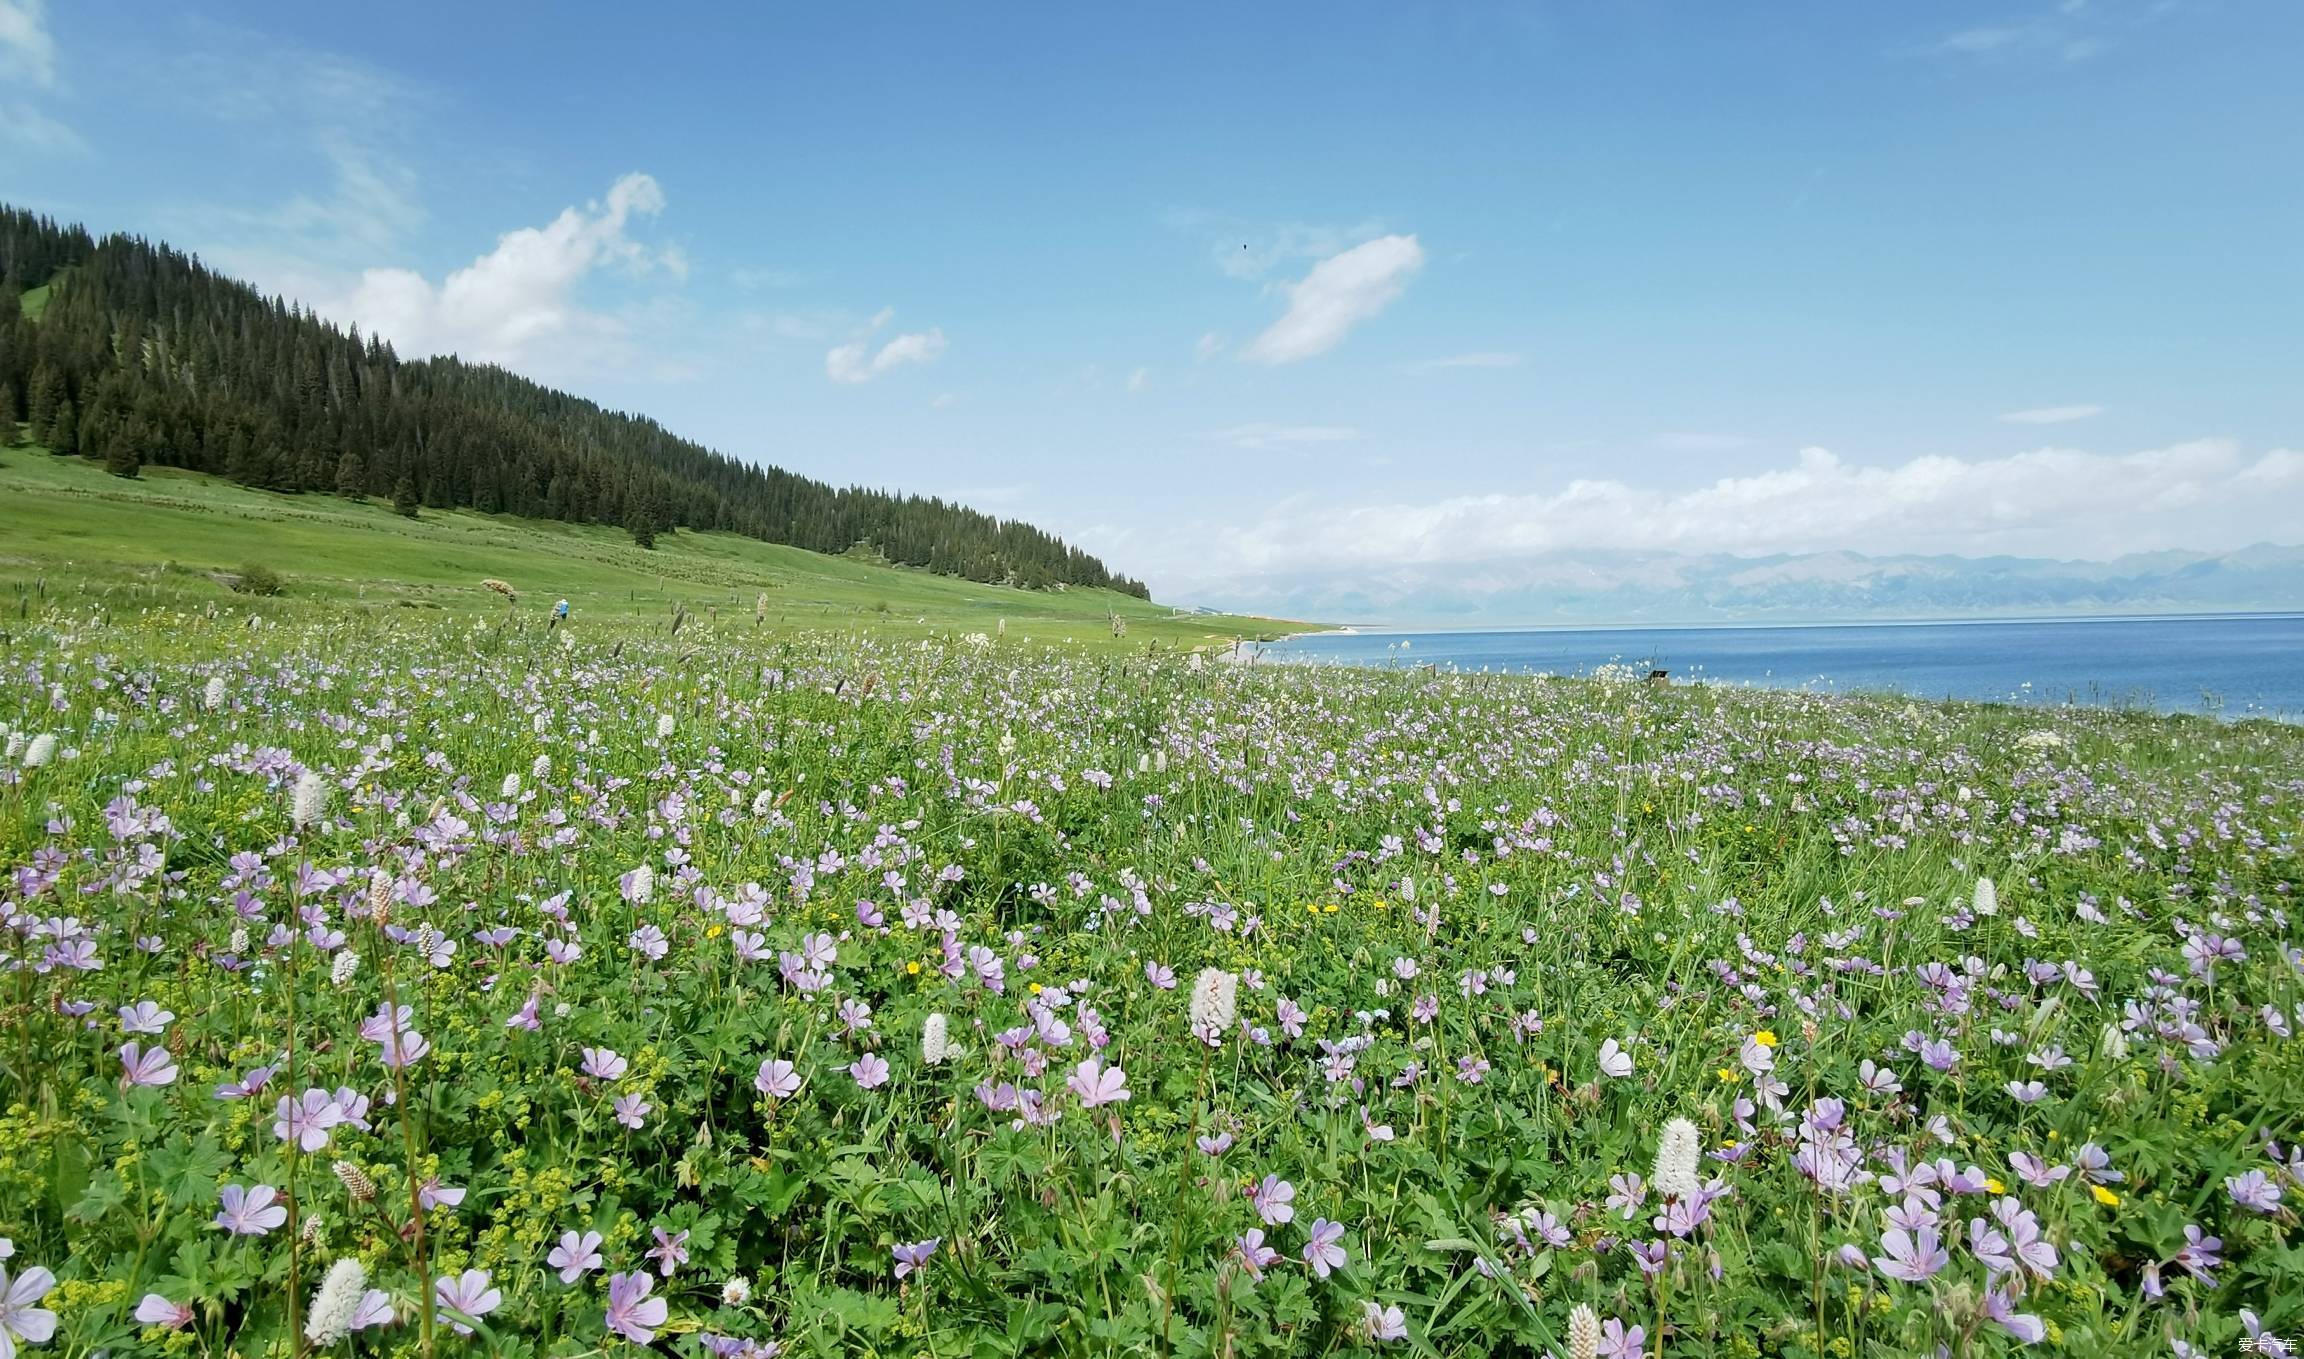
[0,583,2299,1358]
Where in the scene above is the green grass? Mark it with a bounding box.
[0,445,1311,649]
[17,280,50,319]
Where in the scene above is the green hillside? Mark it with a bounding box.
[0,445,1308,648]
[1,207,1145,594]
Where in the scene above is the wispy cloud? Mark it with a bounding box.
[0,100,79,153]
[1922,1,2167,65]
[0,0,57,87]
[0,0,78,155]
[1403,352,1521,371]
[1999,404,2103,425]
[1206,423,1360,451]
[826,308,948,384]
[1242,234,1425,365]
[162,29,438,285]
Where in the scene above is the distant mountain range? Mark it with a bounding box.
[1183,544,2304,626]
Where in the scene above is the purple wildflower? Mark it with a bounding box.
[119,1042,178,1088]
[648,1227,690,1277]
[550,1230,604,1283]
[1302,1218,1348,1279]
[213,1183,288,1235]
[892,1238,941,1279]
[1873,1226,1948,1283]
[434,1269,501,1335]
[604,1271,669,1345]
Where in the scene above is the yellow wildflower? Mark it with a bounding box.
[2091,1185,2121,1207]
[905,961,922,976]
[1754,1030,1778,1048]
[1984,1177,2006,1194]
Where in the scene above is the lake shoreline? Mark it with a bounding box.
[1263,614,2304,718]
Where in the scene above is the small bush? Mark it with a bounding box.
[231,563,285,597]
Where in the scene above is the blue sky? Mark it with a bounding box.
[5,0,2300,616]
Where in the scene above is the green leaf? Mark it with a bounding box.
[65,1165,127,1224]
[148,1132,233,1207]
[45,1134,91,1217]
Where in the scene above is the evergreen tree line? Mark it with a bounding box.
[0,205,1148,596]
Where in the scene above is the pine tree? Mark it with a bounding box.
[259,436,290,491]
[1,383,22,447]
[47,398,75,456]
[25,363,62,440]
[625,478,664,549]
[392,471,419,518]
[224,428,258,485]
[105,420,142,478]
[335,452,366,499]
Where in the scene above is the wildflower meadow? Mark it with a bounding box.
[2,608,2300,1358]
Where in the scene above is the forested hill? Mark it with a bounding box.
[0,206,1147,596]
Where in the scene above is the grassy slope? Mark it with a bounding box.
[0,447,1310,649]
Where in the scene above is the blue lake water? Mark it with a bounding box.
[1261,614,2304,718]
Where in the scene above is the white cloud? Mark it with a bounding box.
[1404,352,1521,371]
[1999,404,2103,425]
[1206,423,1360,451]
[2238,448,2304,488]
[826,309,948,384]
[325,173,677,369]
[1127,366,1149,393]
[1242,235,1425,365]
[1194,331,1227,362]
[1144,440,2304,587]
[0,0,56,87]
